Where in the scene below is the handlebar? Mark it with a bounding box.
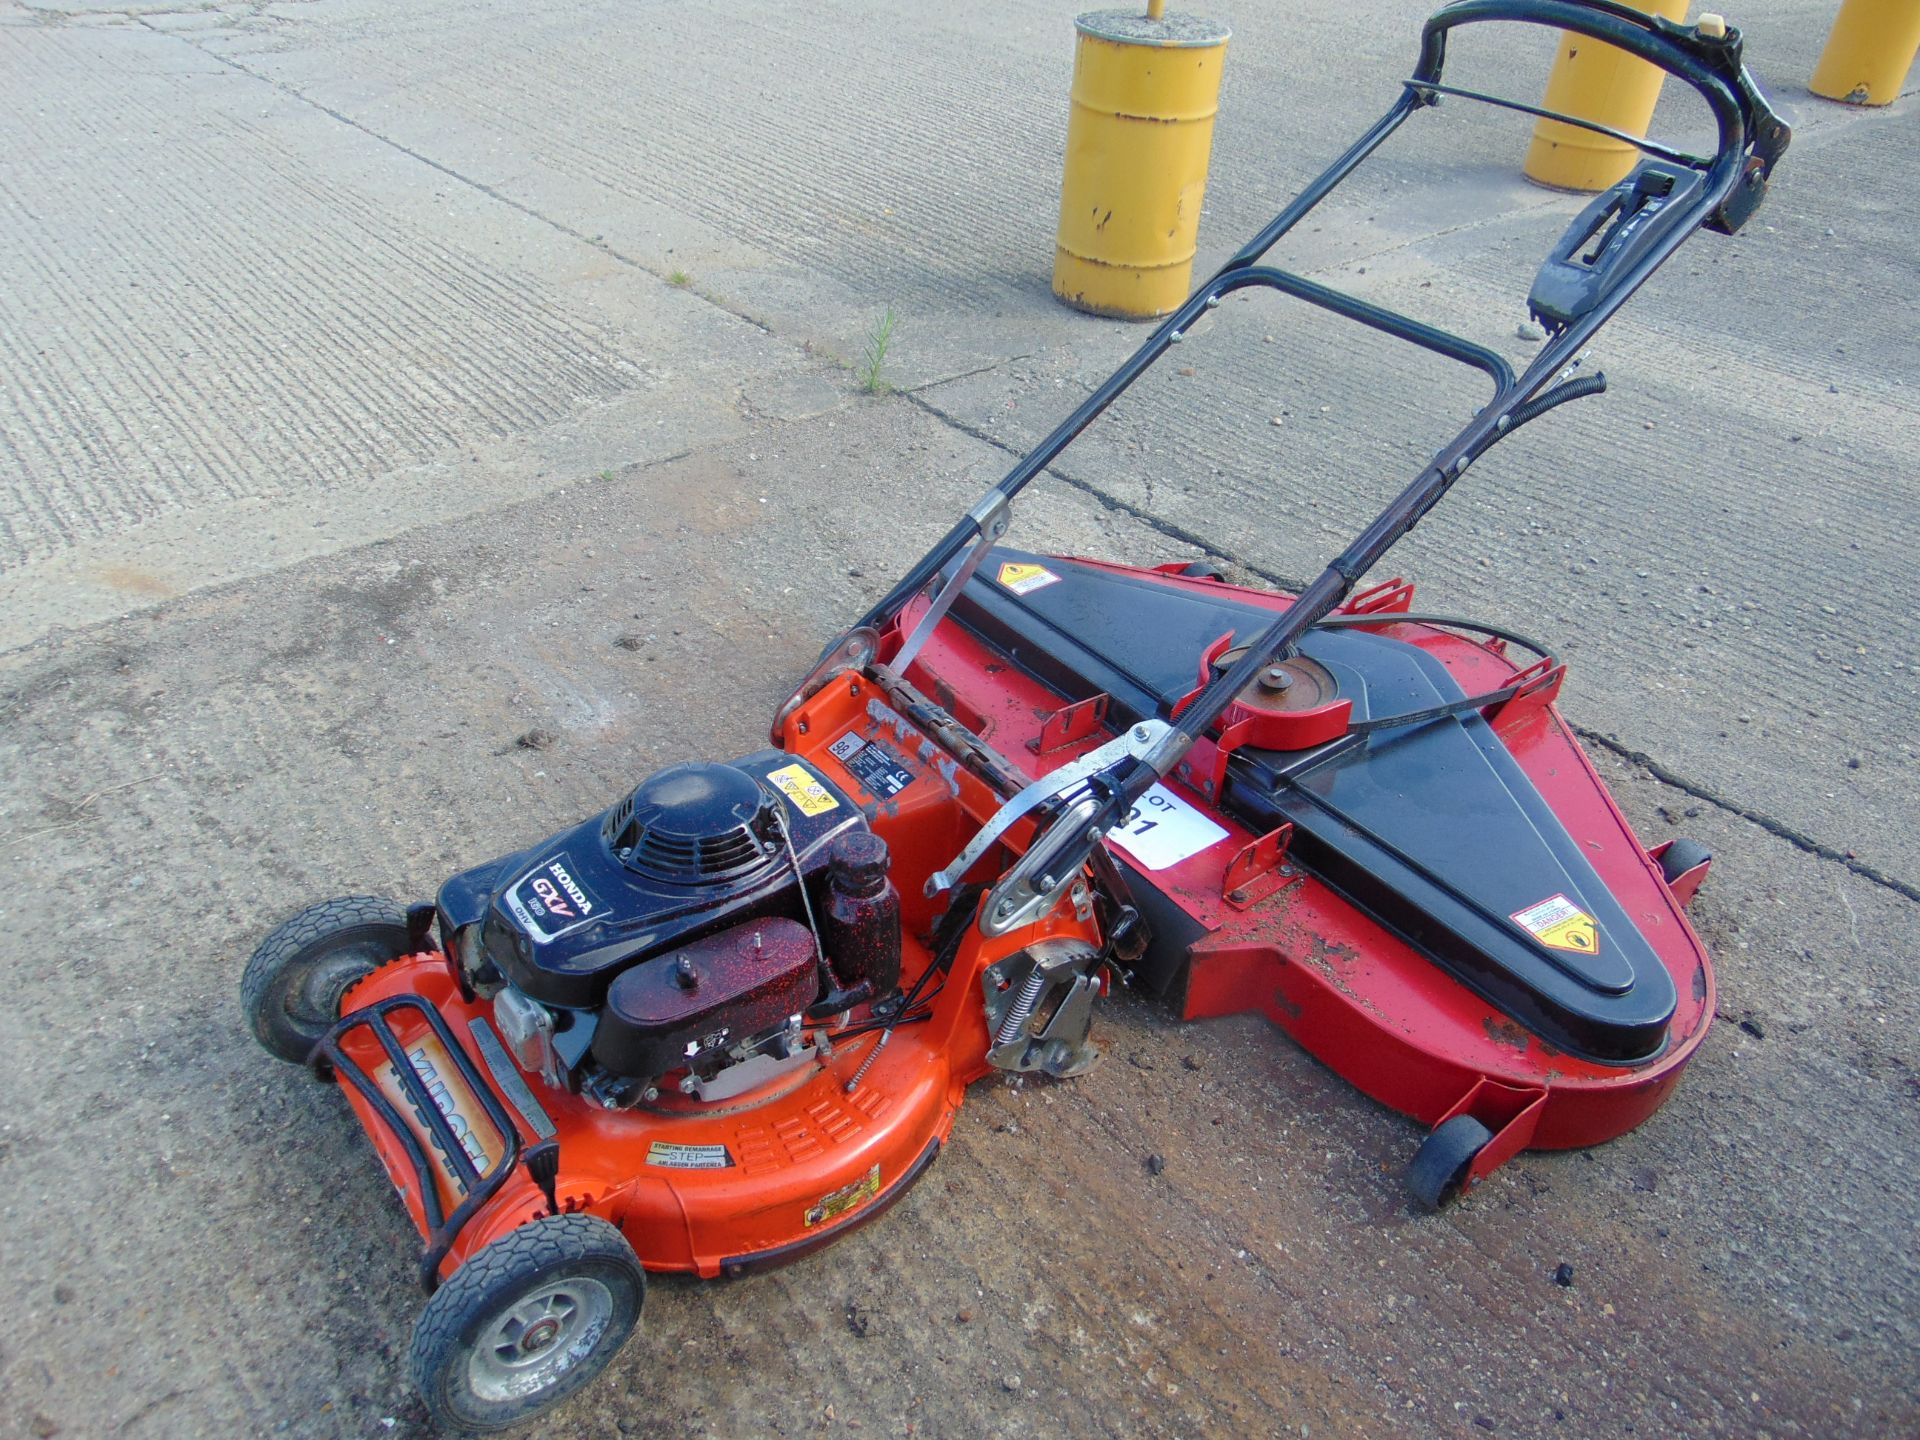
[1415,0,1790,234]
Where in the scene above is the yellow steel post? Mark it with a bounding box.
[1522,0,1690,192]
[1053,7,1231,319]
[1811,0,1920,106]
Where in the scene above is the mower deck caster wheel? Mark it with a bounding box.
[411,1214,645,1434]
[240,896,411,1064]
[1408,1114,1494,1211]
[1657,838,1712,884]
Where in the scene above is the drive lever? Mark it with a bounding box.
[925,720,1181,899]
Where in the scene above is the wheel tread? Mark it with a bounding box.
[239,895,409,1061]
[410,1213,643,1433]
[1408,1114,1494,1210]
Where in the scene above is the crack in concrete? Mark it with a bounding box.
[1574,729,1920,906]
[902,389,1278,577]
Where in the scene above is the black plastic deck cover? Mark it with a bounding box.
[951,549,1676,1065]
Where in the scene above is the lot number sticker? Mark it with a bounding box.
[1106,783,1229,871]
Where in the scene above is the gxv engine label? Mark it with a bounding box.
[506,854,601,944]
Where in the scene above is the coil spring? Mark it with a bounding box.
[844,1029,890,1094]
[993,968,1050,1048]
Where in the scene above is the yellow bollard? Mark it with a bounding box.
[1522,0,1689,193]
[1052,6,1231,319]
[1810,0,1920,106]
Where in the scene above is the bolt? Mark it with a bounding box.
[1258,665,1293,693]
[1132,724,1151,742]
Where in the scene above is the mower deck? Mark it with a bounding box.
[903,550,1715,1178]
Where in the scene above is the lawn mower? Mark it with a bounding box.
[241,2,1787,1430]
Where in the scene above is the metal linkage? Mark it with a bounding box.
[890,494,1010,674]
[925,720,1178,898]
[981,940,1103,1077]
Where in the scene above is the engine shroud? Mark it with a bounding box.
[435,750,864,1011]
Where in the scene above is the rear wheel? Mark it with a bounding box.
[240,896,410,1063]
[410,1214,645,1434]
[1407,1114,1493,1210]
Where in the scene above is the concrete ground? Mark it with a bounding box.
[1,1,1914,1437]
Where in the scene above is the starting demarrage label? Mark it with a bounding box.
[646,1141,735,1170]
[1510,892,1600,955]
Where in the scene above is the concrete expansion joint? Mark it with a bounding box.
[1573,729,1920,908]
[131,22,781,340]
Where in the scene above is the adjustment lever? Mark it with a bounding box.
[1529,161,1706,331]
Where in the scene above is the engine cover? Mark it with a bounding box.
[592,918,817,1079]
[435,750,864,1009]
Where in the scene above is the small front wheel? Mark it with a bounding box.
[240,896,411,1063]
[1407,1114,1494,1210]
[410,1214,645,1434]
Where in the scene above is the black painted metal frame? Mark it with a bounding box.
[312,995,526,1292]
[838,0,1787,823]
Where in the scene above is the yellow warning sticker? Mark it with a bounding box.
[805,1163,882,1228]
[1510,893,1600,955]
[996,560,1061,596]
[767,762,839,817]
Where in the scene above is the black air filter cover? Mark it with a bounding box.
[592,917,817,1079]
[604,762,780,883]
